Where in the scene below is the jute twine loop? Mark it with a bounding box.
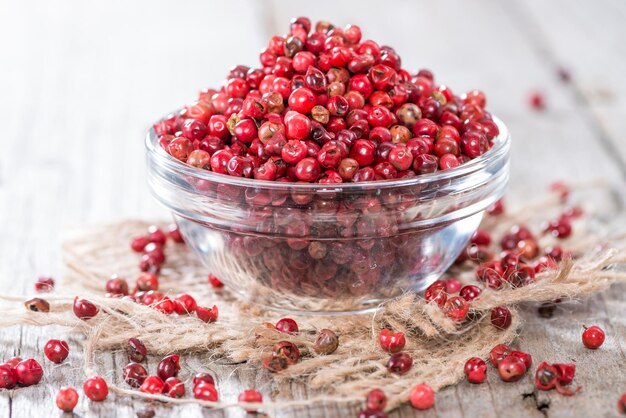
[0,188,625,412]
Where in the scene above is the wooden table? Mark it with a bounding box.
[1,0,625,416]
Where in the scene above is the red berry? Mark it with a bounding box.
[350,139,376,167]
[489,344,512,367]
[367,106,394,128]
[508,350,533,369]
[35,276,55,293]
[284,110,311,140]
[131,236,150,252]
[553,363,576,385]
[83,376,108,401]
[326,95,349,116]
[292,51,316,73]
[369,64,397,91]
[288,87,316,114]
[193,382,218,401]
[167,224,184,243]
[210,149,234,174]
[388,145,413,171]
[434,138,459,158]
[543,218,572,239]
[139,375,165,394]
[152,296,175,314]
[281,140,308,164]
[534,361,558,390]
[409,383,435,410]
[0,364,18,389]
[459,285,482,301]
[73,297,99,320]
[157,354,180,380]
[44,339,69,363]
[238,388,263,404]
[442,296,470,322]
[439,153,459,170]
[143,242,165,264]
[413,154,438,174]
[182,118,207,140]
[226,77,250,98]
[445,277,462,294]
[147,225,167,246]
[167,137,194,160]
[127,338,148,362]
[233,119,258,144]
[105,275,129,296]
[164,377,185,398]
[344,24,362,44]
[272,341,300,365]
[464,357,487,384]
[196,305,219,323]
[366,388,387,411]
[471,229,491,247]
[424,280,447,307]
[174,293,197,315]
[498,355,527,382]
[208,274,224,288]
[238,389,263,412]
[378,329,406,353]
[294,157,321,182]
[15,358,43,386]
[460,131,487,158]
[386,352,412,374]
[491,306,512,330]
[136,272,159,291]
[208,114,230,140]
[123,362,148,388]
[487,198,505,216]
[193,373,215,388]
[529,91,545,110]
[56,387,79,412]
[275,318,299,334]
[582,325,605,349]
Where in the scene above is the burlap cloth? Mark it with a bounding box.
[0,188,624,412]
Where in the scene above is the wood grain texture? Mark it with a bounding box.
[0,0,624,417]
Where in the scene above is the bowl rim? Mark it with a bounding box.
[146,114,510,191]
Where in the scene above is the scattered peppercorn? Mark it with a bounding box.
[44,339,69,363]
[498,355,527,382]
[378,329,406,353]
[127,338,148,362]
[56,387,79,412]
[409,383,435,410]
[314,329,339,354]
[35,277,55,293]
[83,376,109,401]
[464,357,487,384]
[24,297,50,313]
[582,325,605,349]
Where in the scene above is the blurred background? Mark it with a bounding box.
[0,0,624,259]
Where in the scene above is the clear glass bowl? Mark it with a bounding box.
[145,117,510,313]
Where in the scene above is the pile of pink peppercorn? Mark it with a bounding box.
[154,17,500,183]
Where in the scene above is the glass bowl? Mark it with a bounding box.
[145,117,510,313]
